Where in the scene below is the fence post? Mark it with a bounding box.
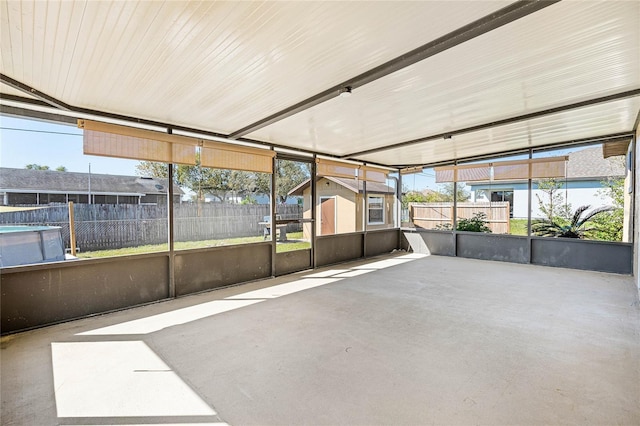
[68,202,77,256]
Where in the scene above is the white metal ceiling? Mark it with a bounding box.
[1,1,639,168]
[356,96,640,166]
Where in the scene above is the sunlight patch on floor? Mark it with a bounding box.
[52,341,216,418]
[78,254,425,337]
[352,257,418,270]
[302,269,351,278]
[332,269,373,278]
[225,278,340,299]
[78,299,263,336]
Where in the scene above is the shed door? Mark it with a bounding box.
[320,197,336,235]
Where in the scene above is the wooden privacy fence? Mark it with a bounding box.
[0,203,303,251]
[410,202,510,234]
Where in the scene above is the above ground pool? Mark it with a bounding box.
[0,226,66,267]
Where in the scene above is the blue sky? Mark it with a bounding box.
[1,116,139,176]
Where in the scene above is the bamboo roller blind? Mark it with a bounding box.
[80,119,198,165]
[316,158,359,179]
[80,120,275,173]
[360,166,389,183]
[200,141,274,173]
[434,156,567,183]
[316,159,390,182]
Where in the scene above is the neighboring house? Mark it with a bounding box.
[289,176,396,238]
[468,147,626,219]
[0,168,182,205]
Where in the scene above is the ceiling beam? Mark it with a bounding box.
[343,88,640,159]
[393,132,635,169]
[0,103,78,125]
[228,0,560,140]
[1,74,72,111]
[633,107,640,133]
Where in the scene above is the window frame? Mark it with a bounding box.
[367,195,385,225]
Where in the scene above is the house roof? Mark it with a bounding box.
[289,176,394,196]
[566,147,626,179]
[1,2,638,167]
[0,168,182,195]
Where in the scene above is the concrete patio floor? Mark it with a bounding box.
[2,253,639,425]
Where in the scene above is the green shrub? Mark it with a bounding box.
[456,212,492,233]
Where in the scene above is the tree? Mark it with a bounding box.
[535,178,572,223]
[135,161,228,202]
[228,170,257,203]
[405,183,470,204]
[25,164,50,170]
[589,177,624,241]
[428,183,470,202]
[135,158,308,204]
[174,166,235,203]
[136,162,168,178]
[424,190,450,203]
[401,190,427,209]
[55,166,67,172]
[532,205,613,238]
[262,160,310,204]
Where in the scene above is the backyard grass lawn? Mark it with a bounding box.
[510,219,528,236]
[78,232,310,258]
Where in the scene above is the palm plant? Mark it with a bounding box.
[532,205,613,239]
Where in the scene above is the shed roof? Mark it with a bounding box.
[1,2,638,167]
[289,177,393,197]
[0,168,182,195]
